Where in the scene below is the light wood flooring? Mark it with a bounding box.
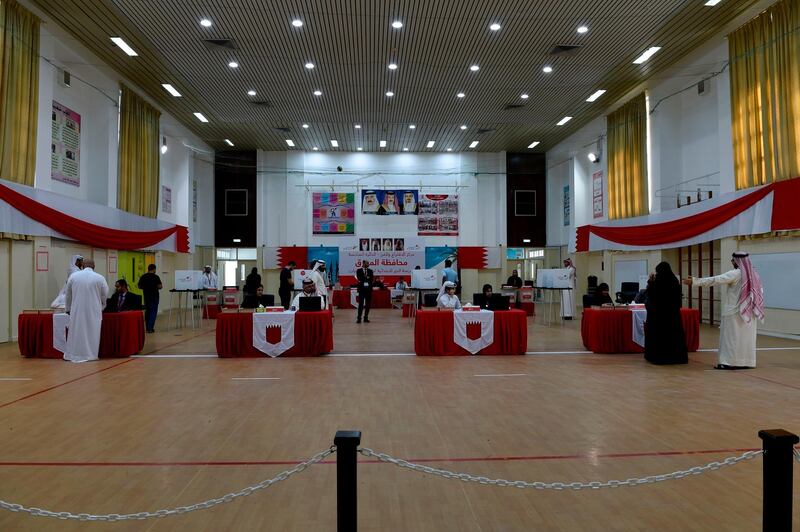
[0,306,798,531]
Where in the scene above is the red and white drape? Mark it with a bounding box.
[453,310,494,354]
[252,312,296,357]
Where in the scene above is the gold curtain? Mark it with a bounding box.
[729,0,800,189]
[0,0,40,186]
[607,93,649,219]
[118,84,160,217]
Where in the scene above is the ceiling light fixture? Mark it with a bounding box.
[704,0,722,5]
[233,238,242,243]
[160,137,168,154]
[457,92,465,98]
[392,21,403,29]
[403,147,409,151]
[330,140,339,147]
[110,37,138,56]
[633,47,661,64]
[286,139,295,147]
[527,141,540,149]
[357,147,363,151]
[379,140,387,148]
[460,125,467,130]
[313,90,322,96]
[291,19,303,27]
[409,124,416,129]
[200,19,212,27]
[470,65,480,72]
[588,152,600,163]
[388,63,398,70]
[302,123,309,128]
[521,94,529,99]
[224,139,234,147]
[355,124,362,129]
[313,147,319,151]
[162,84,181,97]
[577,25,588,33]
[386,91,394,97]
[586,89,607,102]
[426,141,435,148]
[193,112,208,123]
[542,65,553,73]
[556,116,573,126]
[446,148,453,152]
[305,62,315,69]
[489,23,501,31]
[522,238,531,243]
[228,61,239,68]
[247,90,257,96]
[469,141,479,149]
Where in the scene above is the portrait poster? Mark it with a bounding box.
[313,192,355,234]
[51,102,81,187]
[563,185,570,226]
[592,171,604,219]
[361,190,418,215]
[417,195,458,236]
[161,186,172,214]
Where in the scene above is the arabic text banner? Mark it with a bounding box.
[340,250,424,276]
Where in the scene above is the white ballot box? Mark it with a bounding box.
[411,268,439,289]
[175,270,203,290]
[537,268,571,289]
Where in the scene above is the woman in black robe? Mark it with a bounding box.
[644,262,688,365]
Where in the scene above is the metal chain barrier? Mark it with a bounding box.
[794,448,800,464]
[0,447,335,522]
[359,447,762,490]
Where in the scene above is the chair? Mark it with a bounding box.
[582,294,593,309]
[616,282,639,304]
[423,293,438,308]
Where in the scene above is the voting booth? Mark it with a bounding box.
[175,270,203,290]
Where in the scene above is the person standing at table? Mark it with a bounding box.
[506,269,523,288]
[356,260,374,323]
[107,279,142,313]
[244,267,261,298]
[64,259,108,363]
[437,281,462,309]
[279,261,296,309]
[441,260,458,287]
[561,258,576,320]
[683,252,764,369]
[644,262,687,365]
[51,254,84,309]
[138,264,162,333]
[201,265,218,290]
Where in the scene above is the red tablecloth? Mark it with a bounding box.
[18,311,145,359]
[332,289,392,309]
[216,310,334,357]
[414,309,527,356]
[519,302,535,316]
[581,308,700,354]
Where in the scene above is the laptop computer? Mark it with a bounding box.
[488,295,511,311]
[472,293,487,308]
[298,296,322,312]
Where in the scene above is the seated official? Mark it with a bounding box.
[291,278,328,310]
[373,276,385,289]
[106,279,142,312]
[634,273,655,304]
[592,283,614,306]
[437,281,462,309]
[241,284,272,309]
[477,284,493,309]
[506,269,523,288]
[395,279,409,290]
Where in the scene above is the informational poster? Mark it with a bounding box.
[161,185,172,214]
[192,180,198,222]
[340,250,424,276]
[51,102,81,186]
[563,185,570,226]
[361,190,418,215]
[592,171,604,219]
[313,192,355,234]
[418,194,458,236]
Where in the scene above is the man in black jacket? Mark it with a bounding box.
[356,260,374,323]
[107,279,142,312]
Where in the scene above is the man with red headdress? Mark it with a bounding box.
[684,252,764,369]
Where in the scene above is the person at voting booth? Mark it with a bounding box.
[291,278,327,310]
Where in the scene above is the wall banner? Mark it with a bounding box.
[51,102,81,187]
[592,171,604,219]
[361,190,418,215]
[340,250,424,276]
[418,195,458,235]
[313,192,355,234]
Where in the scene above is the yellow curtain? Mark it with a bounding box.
[729,0,800,189]
[607,93,649,219]
[0,0,40,186]
[118,84,160,217]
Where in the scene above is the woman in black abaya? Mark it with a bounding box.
[644,262,688,365]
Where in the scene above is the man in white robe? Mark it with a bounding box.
[309,260,329,304]
[560,258,576,319]
[201,265,218,289]
[684,252,764,369]
[437,281,462,309]
[64,259,109,363]
[291,278,328,310]
[51,254,83,309]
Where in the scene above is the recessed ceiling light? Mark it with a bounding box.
[633,47,661,64]
[542,65,553,73]
[392,21,403,29]
[354,124,362,129]
[388,63,398,70]
[460,125,467,130]
[305,62,315,69]
[705,0,722,5]
[521,94,529,99]
[110,37,138,57]
[162,84,181,97]
[233,238,242,243]
[469,141,479,149]
[330,140,339,147]
[313,147,319,151]
[522,239,531,243]
[200,19,212,27]
[446,148,453,152]
[457,92,465,98]
[426,141,435,148]
[193,112,208,123]
[379,140,387,148]
[302,123,309,129]
[556,116,573,126]
[527,141,540,149]
[292,19,303,27]
[357,147,363,151]
[313,90,322,96]
[228,61,239,68]
[403,147,409,151]
[224,139,234,147]
[470,65,480,72]
[409,124,416,129]
[577,25,588,34]
[386,91,394,97]
[286,139,295,147]
[586,89,607,102]
[489,23,501,31]
[247,90,256,96]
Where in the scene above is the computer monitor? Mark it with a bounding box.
[298,296,322,312]
[472,293,487,307]
[488,295,511,311]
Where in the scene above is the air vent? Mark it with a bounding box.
[504,104,525,110]
[549,44,582,55]
[251,100,273,107]
[477,128,496,134]
[273,127,291,133]
[203,39,237,50]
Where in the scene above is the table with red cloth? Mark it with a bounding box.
[331,288,392,309]
[216,310,334,357]
[414,309,527,356]
[18,311,145,358]
[581,307,700,354]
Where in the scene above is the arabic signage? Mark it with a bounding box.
[340,250,424,276]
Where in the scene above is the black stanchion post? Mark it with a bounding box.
[758,428,798,532]
[334,430,361,532]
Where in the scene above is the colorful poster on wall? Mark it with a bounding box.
[161,186,172,214]
[592,171,604,219]
[418,195,459,235]
[313,192,355,234]
[563,185,570,226]
[361,190,418,215]
[51,102,81,187]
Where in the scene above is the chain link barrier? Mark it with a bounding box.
[359,447,763,490]
[0,447,334,522]
[794,447,800,465]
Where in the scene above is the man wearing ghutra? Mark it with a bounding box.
[51,254,84,309]
[684,252,764,369]
[401,191,417,215]
[381,191,399,214]
[362,191,380,214]
[437,281,462,309]
[561,258,576,320]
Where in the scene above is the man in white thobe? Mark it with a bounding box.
[291,278,328,310]
[437,281,462,309]
[560,258,576,320]
[684,252,764,369]
[201,265,218,289]
[51,254,84,309]
[309,260,329,300]
[64,259,109,363]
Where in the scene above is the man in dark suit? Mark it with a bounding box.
[106,279,142,312]
[356,260,374,323]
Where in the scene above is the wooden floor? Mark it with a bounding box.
[0,306,798,531]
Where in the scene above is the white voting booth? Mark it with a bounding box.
[411,269,439,309]
[536,268,572,325]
